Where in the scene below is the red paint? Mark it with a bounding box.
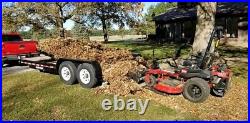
[154,84,183,94]
[2,33,38,57]
[211,65,232,79]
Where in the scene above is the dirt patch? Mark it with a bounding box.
[33,97,44,106]
[51,106,69,120]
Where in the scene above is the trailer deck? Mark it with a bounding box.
[20,55,57,72]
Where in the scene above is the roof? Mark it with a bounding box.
[153,2,248,23]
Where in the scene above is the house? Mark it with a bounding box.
[152,2,248,43]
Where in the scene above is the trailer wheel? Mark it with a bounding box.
[59,61,77,85]
[76,63,97,88]
[183,78,210,103]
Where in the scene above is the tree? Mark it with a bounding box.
[77,2,144,42]
[71,23,90,40]
[143,2,177,35]
[134,23,148,35]
[145,2,177,20]
[2,2,89,38]
[192,2,217,55]
[2,3,29,32]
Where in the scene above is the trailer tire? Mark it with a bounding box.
[59,61,77,85]
[76,63,97,88]
[183,78,210,103]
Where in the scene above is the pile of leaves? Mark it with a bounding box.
[96,60,142,96]
[39,38,142,95]
[38,38,133,63]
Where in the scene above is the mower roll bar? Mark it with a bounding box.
[172,26,224,69]
[199,26,224,69]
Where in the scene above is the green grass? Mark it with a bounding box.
[218,45,248,58]
[106,40,192,60]
[106,40,248,60]
[230,62,248,80]
[2,71,196,120]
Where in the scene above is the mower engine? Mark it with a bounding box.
[210,64,232,97]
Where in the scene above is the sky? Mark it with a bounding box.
[63,2,159,30]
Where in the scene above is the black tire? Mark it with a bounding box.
[76,63,97,88]
[183,78,210,103]
[6,60,19,66]
[58,61,77,85]
[2,60,6,67]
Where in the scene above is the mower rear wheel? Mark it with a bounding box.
[183,78,210,103]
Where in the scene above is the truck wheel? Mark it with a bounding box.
[76,63,97,88]
[183,78,210,103]
[59,61,77,85]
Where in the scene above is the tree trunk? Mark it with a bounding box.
[57,3,65,38]
[192,2,217,55]
[101,19,108,42]
[59,20,65,38]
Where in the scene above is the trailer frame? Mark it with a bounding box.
[20,53,103,88]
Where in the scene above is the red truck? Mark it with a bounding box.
[2,33,38,65]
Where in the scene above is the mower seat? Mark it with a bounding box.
[180,69,211,79]
[182,60,193,67]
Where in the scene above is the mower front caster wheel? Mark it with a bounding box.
[183,78,210,103]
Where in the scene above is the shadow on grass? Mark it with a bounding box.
[107,40,248,60]
[218,45,248,58]
[106,40,192,60]
[230,62,248,79]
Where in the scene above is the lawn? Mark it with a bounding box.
[2,71,196,120]
[106,40,181,60]
[105,40,248,60]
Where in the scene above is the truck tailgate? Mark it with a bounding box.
[2,41,38,56]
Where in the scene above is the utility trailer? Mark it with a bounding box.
[20,54,103,88]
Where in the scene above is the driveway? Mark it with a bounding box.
[2,64,34,75]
